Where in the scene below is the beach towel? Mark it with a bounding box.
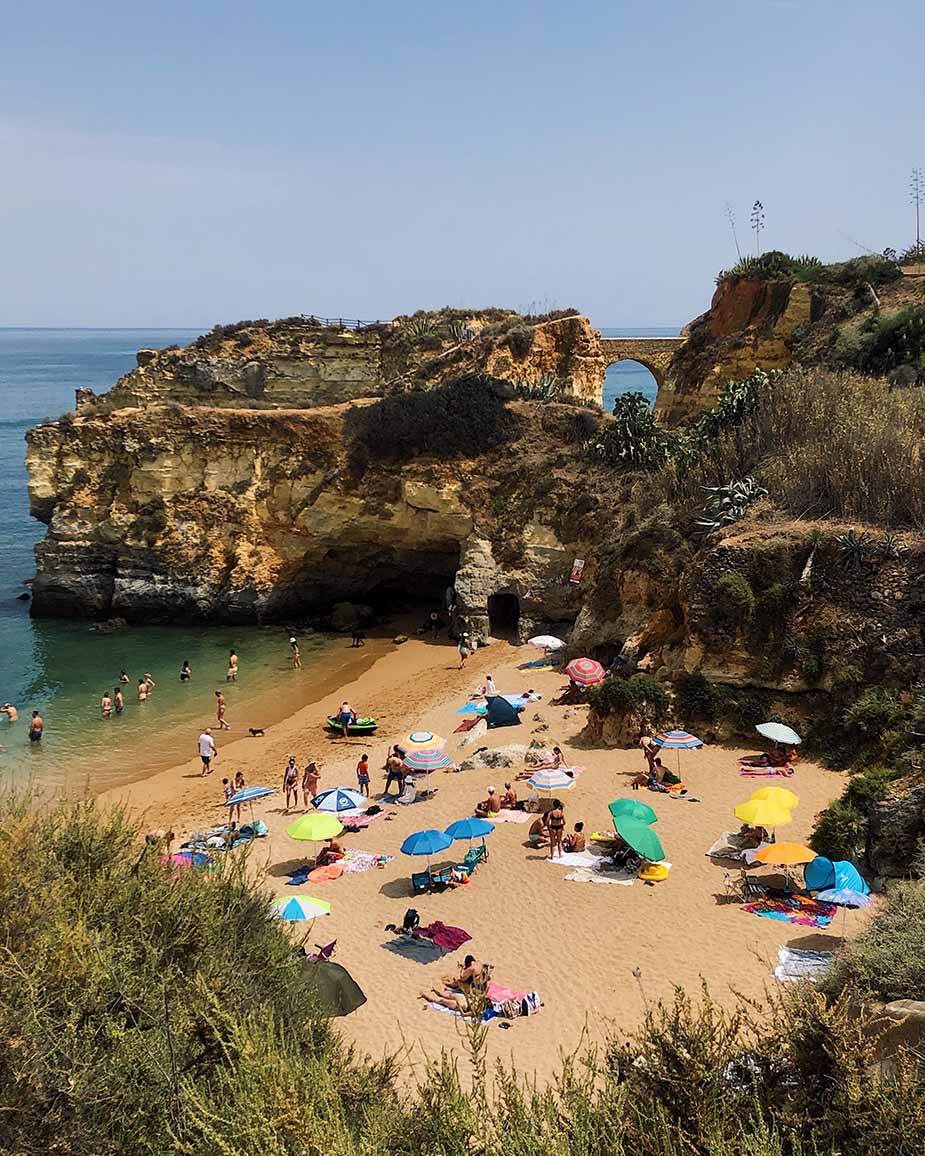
[308,863,345,883]
[425,979,527,1022]
[382,937,450,962]
[341,850,391,874]
[774,946,836,983]
[565,867,637,886]
[742,893,835,928]
[489,809,531,824]
[286,866,312,886]
[706,832,771,862]
[341,811,384,830]
[454,718,480,733]
[419,921,472,951]
[545,850,606,868]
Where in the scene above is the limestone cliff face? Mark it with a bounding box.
[26,399,595,631]
[657,278,815,422]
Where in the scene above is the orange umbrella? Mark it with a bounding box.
[752,842,815,866]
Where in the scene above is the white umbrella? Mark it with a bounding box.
[756,722,802,746]
[528,635,565,650]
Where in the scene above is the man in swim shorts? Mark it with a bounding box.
[198,727,217,775]
[29,710,44,742]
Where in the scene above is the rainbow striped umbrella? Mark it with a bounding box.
[273,895,331,921]
[406,730,446,749]
[652,730,703,777]
[527,767,575,791]
[565,657,606,686]
[817,888,870,908]
[402,747,454,774]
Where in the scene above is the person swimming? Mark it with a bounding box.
[100,692,112,719]
[180,661,191,682]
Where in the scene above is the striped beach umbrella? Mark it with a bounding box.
[225,784,275,823]
[527,767,575,791]
[406,730,446,749]
[652,729,704,777]
[273,895,331,921]
[312,787,367,813]
[565,657,606,686]
[403,748,454,774]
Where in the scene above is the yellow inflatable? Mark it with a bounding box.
[638,862,669,883]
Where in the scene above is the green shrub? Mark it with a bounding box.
[811,765,900,861]
[588,674,670,724]
[587,391,676,469]
[505,327,535,358]
[751,581,793,641]
[842,687,905,738]
[713,686,771,734]
[708,572,756,630]
[717,250,901,289]
[345,373,517,462]
[674,672,719,722]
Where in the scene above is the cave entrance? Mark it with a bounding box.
[488,592,520,640]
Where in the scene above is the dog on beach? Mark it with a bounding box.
[248,727,266,738]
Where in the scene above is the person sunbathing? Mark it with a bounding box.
[762,746,792,767]
[528,813,549,847]
[475,787,499,817]
[316,836,345,866]
[563,821,586,852]
[530,745,566,772]
[499,781,518,810]
[419,955,488,1012]
[738,824,769,848]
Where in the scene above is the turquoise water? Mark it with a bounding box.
[598,327,681,411]
[0,329,338,792]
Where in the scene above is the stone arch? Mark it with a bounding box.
[598,337,683,413]
[603,355,665,390]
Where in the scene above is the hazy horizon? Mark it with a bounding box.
[1,0,922,328]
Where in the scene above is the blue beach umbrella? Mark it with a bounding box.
[400,828,453,870]
[652,730,704,776]
[312,787,366,813]
[226,784,275,823]
[817,888,870,908]
[445,817,495,842]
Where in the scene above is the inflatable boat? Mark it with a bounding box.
[325,716,378,735]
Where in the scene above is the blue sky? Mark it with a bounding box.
[1,1,921,327]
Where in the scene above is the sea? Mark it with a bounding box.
[0,324,676,794]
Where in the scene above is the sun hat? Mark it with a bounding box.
[289,636,297,643]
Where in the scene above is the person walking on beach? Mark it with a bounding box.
[198,728,217,775]
[283,756,300,812]
[113,687,124,715]
[458,633,470,668]
[215,690,231,730]
[227,649,238,682]
[546,798,566,859]
[180,661,192,682]
[302,761,320,807]
[356,753,371,797]
[101,691,112,719]
[29,710,44,743]
[290,637,302,669]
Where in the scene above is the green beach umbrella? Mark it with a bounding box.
[287,813,343,842]
[609,798,658,826]
[614,817,664,862]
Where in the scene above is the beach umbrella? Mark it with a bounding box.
[817,888,870,908]
[750,786,799,810]
[613,818,665,863]
[734,799,793,830]
[403,748,454,775]
[756,722,802,746]
[287,813,344,842]
[301,959,367,1017]
[565,657,606,686]
[225,784,275,823]
[445,817,495,843]
[652,730,704,776]
[272,895,331,921]
[527,767,576,791]
[528,635,565,651]
[406,730,446,749]
[311,787,366,813]
[609,798,658,825]
[400,828,453,870]
[752,841,815,865]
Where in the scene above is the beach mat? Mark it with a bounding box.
[706,832,771,862]
[454,718,480,733]
[774,946,836,982]
[742,894,835,928]
[382,937,452,962]
[489,809,531,824]
[545,850,607,868]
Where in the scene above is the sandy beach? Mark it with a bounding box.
[101,631,860,1086]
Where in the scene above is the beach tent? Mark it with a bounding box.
[804,856,869,895]
[300,959,367,1017]
[485,696,521,728]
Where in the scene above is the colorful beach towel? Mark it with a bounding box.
[742,893,835,927]
[308,862,345,883]
[341,810,385,830]
[342,849,392,874]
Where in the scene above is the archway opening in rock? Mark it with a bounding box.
[603,359,660,412]
[488,592,520,640]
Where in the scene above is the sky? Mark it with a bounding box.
[0,0,922,328]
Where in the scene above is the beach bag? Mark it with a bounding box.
[402,908,420,934]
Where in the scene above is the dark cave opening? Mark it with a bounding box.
[488,591,520,640]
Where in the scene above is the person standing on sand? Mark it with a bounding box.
[215,690,231,730]
[458,633,470,668]
[640,734,658,775]
[227,649,238,682]
[283,756,300,812]
[113,687,124,715]
[198,728,216,775]
[290,637,302,669]
[337,701,355,737]
[356,753,371,797]
[383,749,405,796]
[29,710,44,742]
[101,691,112,719]
[546,799,566,859]
[302,761,320,807]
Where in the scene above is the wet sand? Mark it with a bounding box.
[101,632,862,1086]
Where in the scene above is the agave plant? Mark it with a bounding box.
[512,372,560,401]
[877,532,909,560]
[697,478,768,534]
[835,527,873,570]
[404,316,435,339]
[446,320,474,343]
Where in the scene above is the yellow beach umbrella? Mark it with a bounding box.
[752,841,815,866]
[287,813,343,842]
[750,786,799,810]
[406,730,446,749]
[734,799,793,829]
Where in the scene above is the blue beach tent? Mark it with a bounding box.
[804,856,869,895]
[485,696,521,728]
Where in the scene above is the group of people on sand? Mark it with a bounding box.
[282,755,322,811]
[528,804,585,859]
[632,734,685,792]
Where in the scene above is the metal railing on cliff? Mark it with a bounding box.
[300,314,385,330]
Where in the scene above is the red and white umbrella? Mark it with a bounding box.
[403,748,454,774]
[565,657,606,686]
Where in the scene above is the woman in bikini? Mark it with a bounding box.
[546,799,566,859]
[420,955,489,1012]
[283,757,300,812]
[302,761,320,807]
